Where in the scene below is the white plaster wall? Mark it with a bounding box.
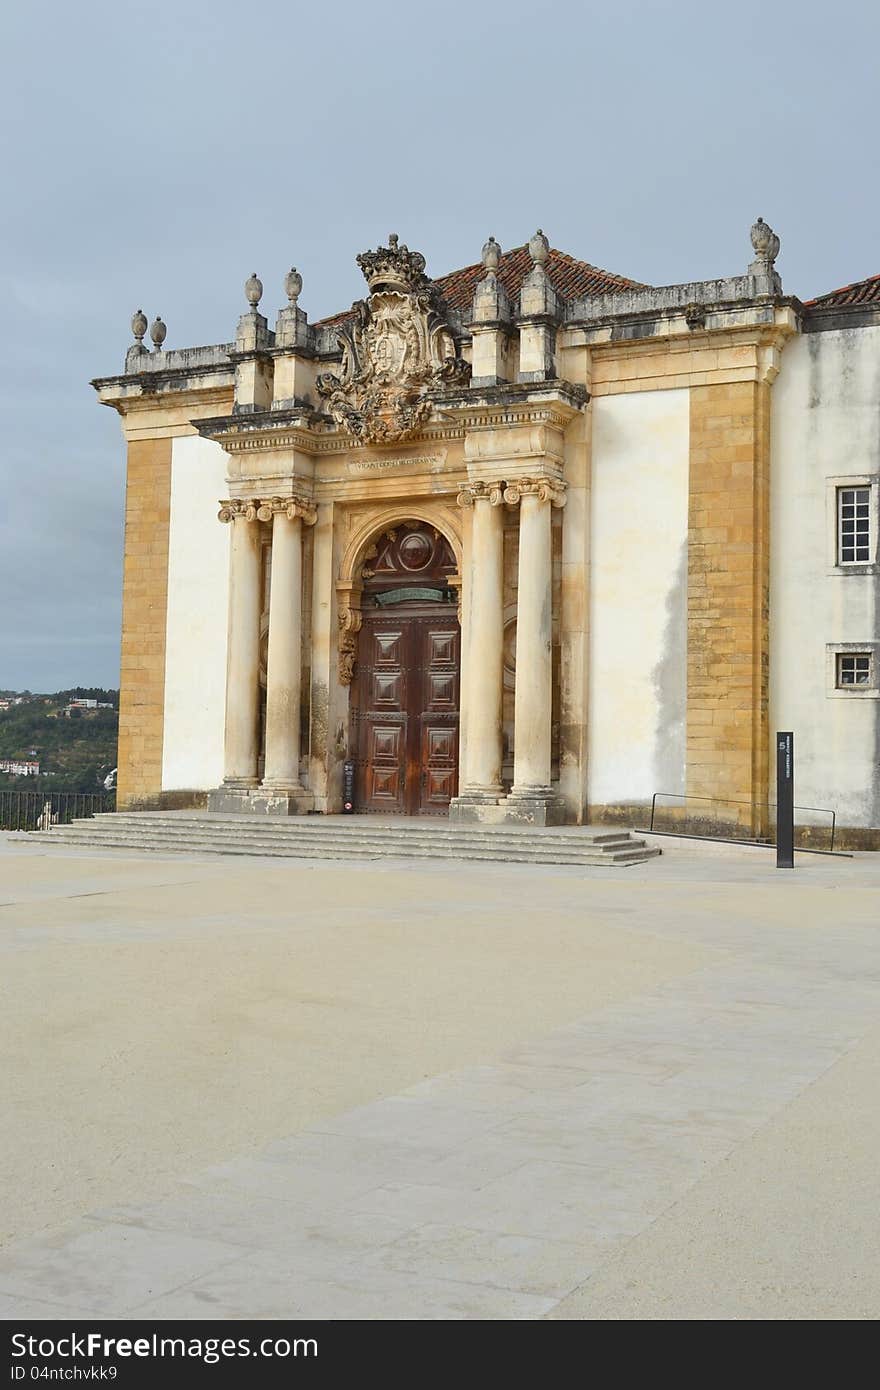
[588,389,689,806]
[770,327,880,827]
[162,435,230,791]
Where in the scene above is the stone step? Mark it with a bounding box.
[28,831,658,866]
[81,813,639,849]
[57,815,649,852]
[28,817,660,867]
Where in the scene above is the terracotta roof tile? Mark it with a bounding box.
[435,245,645,313]
[804,273,880,308]
[314,244,644,328]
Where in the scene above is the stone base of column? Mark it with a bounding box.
[502,790,567,826]
[449,792,567,826]
[448,790,505,824]
[207,786,315,816]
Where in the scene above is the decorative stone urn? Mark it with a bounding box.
[528,229,550,267]
[481,237,502,274]
[284,267,302,306]
[750,217,780,267]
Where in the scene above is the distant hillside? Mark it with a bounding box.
[0,689,119,793]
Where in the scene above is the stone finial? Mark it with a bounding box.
[149,316,167,350]
[481,237,502,275]
[528,229,550,269]
[131,309,147,345]
[275,266,312,351]
[750,216,780,268]
[284,267,303,306]
[245,272,263,309]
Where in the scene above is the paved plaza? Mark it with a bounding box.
[1,834,879,1320]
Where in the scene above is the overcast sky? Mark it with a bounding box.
[1,0,877,691]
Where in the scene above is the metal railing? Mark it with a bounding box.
[646,792,838,853]
[0,790,116,832]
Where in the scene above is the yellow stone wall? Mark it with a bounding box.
[116,437,172,808]
[686,380,771,830]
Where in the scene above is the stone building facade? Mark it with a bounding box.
[94,226,880,844]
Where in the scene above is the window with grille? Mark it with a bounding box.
[838,486,871,563]
[836,652,872,687]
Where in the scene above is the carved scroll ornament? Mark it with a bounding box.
[338,607,363,686]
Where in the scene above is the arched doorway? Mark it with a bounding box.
[351,521,460,815]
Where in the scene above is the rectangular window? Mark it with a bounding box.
[838,486,871,563]
[836,652,872,687]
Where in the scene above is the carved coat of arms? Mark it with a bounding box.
[317,235,470,446]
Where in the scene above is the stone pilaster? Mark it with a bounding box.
[232,273,274,411]
[469,237,513,387]
[558,409,592,823]
[517,230,560,383]
[273,268,318,409]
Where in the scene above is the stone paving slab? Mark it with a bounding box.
[2,839,879,1318]
[2,907,879,1318]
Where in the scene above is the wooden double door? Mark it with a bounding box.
[352,608,460,815]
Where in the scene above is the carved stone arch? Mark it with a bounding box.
[336,504,463,686]
[338,504,462,588]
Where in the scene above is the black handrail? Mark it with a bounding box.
[649,792,837,853]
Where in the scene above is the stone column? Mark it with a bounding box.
[506,477,566,818]
[261,498,316,796]
[218,501,262,788]
[308,501,336,811]
[451,481,506,805]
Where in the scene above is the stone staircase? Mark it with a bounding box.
[29,811,661,868]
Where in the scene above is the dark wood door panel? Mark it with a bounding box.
[415,617,459,814]
[352,593,459,815]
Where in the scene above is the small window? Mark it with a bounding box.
[838,486,871,563]
[836,652,872,687]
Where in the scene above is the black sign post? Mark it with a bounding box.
[776,731,794,869]
[342,759,355,815]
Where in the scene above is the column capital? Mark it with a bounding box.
[456,480,506,508]
[218,498,246,523]
[503,477,566,508]
[256,496,318,526]
[218,496,316,526]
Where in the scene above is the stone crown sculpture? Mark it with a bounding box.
[317,235,470,446]
[356,233,430,296]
